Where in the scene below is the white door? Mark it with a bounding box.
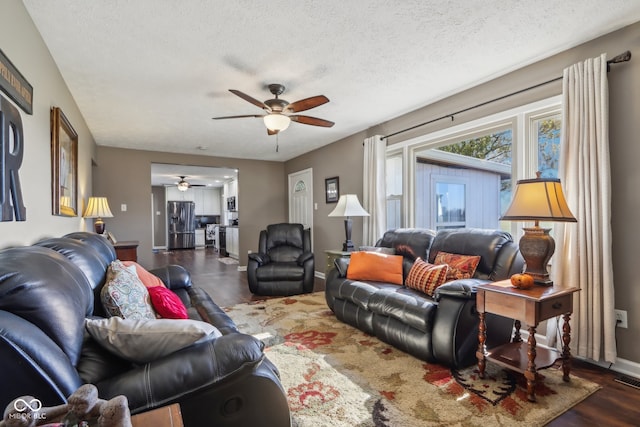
[288,168,313,246]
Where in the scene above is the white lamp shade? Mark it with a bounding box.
[263,113,291,132]
[83,197,114,218]
[328,194,370,218]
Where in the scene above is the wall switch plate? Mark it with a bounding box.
[121,204,127,212]
[615,309,628,328]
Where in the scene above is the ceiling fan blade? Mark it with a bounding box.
[290,115,335,128]
[229,89,270,112]
[212,114,264,120]
[285,95,329,113]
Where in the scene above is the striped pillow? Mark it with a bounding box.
[405,258,449,297]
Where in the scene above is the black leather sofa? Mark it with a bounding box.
[0,232,291,427]
[247,223,315,296]
[325,228,524,368]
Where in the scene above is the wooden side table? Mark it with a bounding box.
[325,249,351,276]
[113,240,139,262]
[131,403,183,427]
[476,280,580,402]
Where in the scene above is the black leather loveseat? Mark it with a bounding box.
[0,232,290,427]
[325,228,524,368]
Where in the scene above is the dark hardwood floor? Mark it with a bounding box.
[150,247,639,426]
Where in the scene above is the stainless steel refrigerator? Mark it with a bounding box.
[167,201,195,249]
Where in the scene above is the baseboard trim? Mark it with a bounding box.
[315,270,325,280]
[521,330,640,379]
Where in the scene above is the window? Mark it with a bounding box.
[386,96,562,237]
[434,179,467,229]
[386,155,403,229]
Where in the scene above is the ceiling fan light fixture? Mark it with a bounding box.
[177,179,190,192]
[263,113,291,132]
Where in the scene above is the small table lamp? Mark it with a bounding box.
[83,197,114,234]
[328,194,370,251]
[500,173,576,285]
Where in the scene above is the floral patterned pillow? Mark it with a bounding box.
[101,260,157,320]
[433,251,481,282]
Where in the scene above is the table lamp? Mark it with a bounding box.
[328,194,370,251]
[500,173,576,285]
[83,197,114,234]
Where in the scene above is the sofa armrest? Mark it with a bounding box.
[297,252,313,266]
[334,257,350,277]
[434,278,492,301]
[148,264,192,290]
[96,333,265,412]
[248,252,270,265]
[187,287,239,335]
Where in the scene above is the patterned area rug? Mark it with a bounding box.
[224,292,600,427]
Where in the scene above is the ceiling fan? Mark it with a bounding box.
[174,176,205,192]
[212,83,334,135]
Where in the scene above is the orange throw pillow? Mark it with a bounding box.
[347,251,404,285]
[405,258,449,296]
[122,261,166,288]
[433,252,481,281]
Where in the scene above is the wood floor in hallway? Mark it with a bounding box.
[148,247,638,426]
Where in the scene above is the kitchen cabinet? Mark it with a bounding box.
[226,227,239,259]
[166,187,220,215]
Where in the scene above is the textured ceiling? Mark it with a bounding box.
[22,1,640,162]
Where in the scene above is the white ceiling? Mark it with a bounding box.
[22,1,640,164]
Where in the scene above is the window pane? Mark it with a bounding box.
[535,116,561,178]
[414,128,512,230]
[386,155,403,229]
[435,182,465,223]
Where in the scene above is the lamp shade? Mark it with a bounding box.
[177,179,190,192]
[263,113,291,132]
[328,194,370,218]
[83,197,114,219]
[501,178,576,223]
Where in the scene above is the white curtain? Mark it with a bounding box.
[362,135,386,246]
[548,53,617,363]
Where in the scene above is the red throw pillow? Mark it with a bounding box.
[433,251,481,281]
[405,258,449,297]
[147,286,189,319]
[122,261,166,288]
[347,251,404,285]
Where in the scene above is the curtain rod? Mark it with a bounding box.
[381,50,631,141]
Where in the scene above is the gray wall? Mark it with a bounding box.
[94,146,286,266]
[286,22,640,366]
[0,0,96,247]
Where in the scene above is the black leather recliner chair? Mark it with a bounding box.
[0,232,291,427]
[247,223,314,296]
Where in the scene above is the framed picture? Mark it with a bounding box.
[325,176,339,203]
[51,107,78,216]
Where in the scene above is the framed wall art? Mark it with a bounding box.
[325,176,339,203]
[51,107,78,216]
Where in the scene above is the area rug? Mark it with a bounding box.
[218,257,238,265]
[224,292,600,427]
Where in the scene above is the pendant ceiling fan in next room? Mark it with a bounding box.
[212,83,334,135]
